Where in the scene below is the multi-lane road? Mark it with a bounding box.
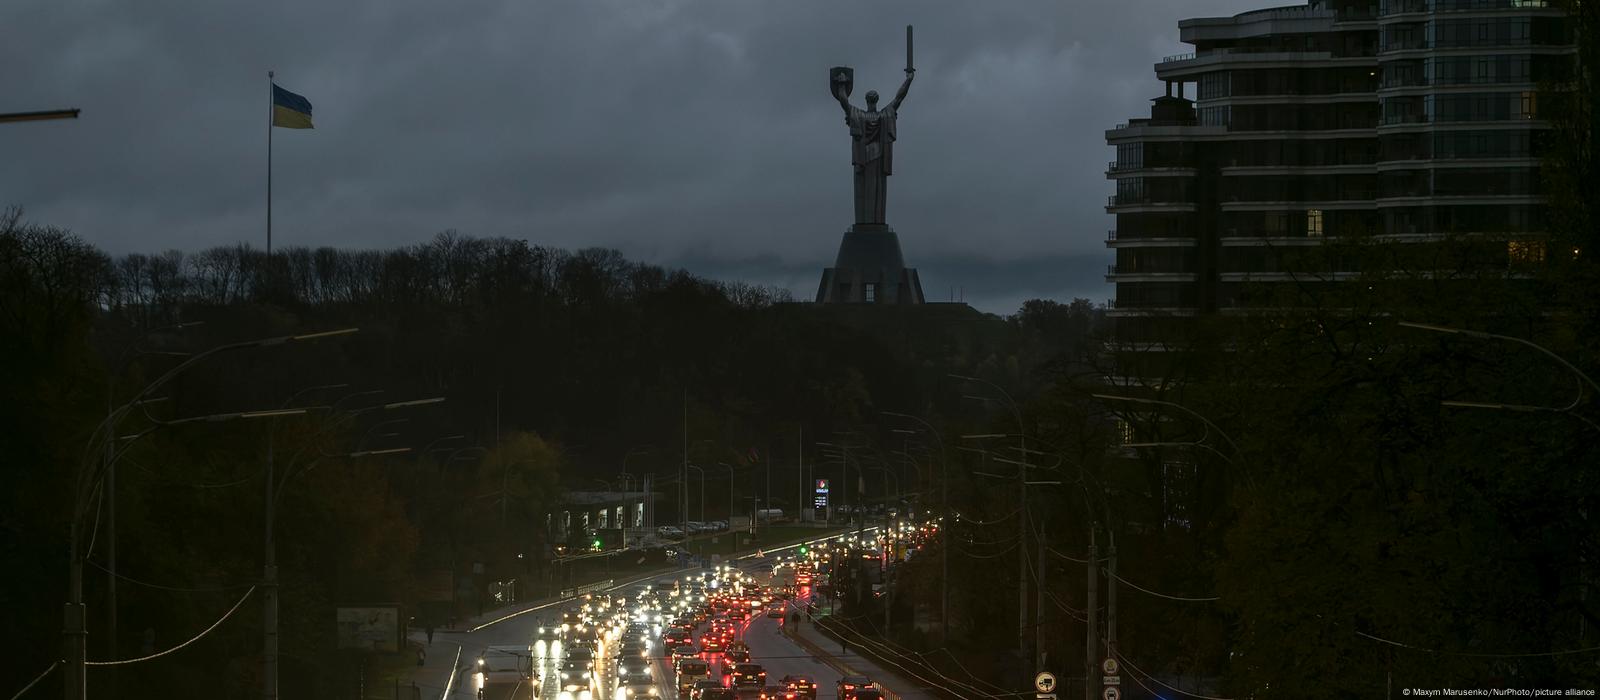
[434,554,863,700]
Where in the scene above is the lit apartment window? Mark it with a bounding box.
[598,509,608,529]
[1307,209,1324,237]
[1508,240,1546,263]
[1118,419,1135,445]
[864,283,877,303]
[1520,91,1537,119]
[634,503,644,527]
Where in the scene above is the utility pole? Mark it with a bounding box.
[682,391,688,533]
[104,397,117,699]
[263,434,279,700]
[1018,459,1029,684]
[1085,523,1100,700]
[1035,529,1046,673]
[1106,531,1118,667]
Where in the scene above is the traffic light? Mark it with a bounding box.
[799,545,808,555]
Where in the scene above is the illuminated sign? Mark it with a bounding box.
[813,479,830,511]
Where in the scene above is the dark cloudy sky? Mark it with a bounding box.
[4,0,1266,314]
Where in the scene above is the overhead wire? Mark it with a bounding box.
[850,614,1009,697]
[85,558,254,593]
[954,541,1019,559]
[819,617,996,698]
[1114,647,1236,700]
[86,586,255,666]
[1354,630,1600,658]
[82,478,105,557]
[822,616,1001,698]
[1044,590,1089,622]
[7,662,57,700]
[950,508,1020,525]
[1108,569,1220,602]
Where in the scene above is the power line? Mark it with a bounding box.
[1354,630,1600,658]
[1115,647,1236,700]
[951,508,1020,525]
[955,541,1019,559]
[85,559,253,593]
[852,615,1010,697]
[1108,570,1219,602]
[1045,545,1101,564]
[86,586,255,666]
[8,662,57,700]
[1045,590,1089,623]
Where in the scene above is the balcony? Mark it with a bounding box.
[1107,229,1117,241]
[1379,0,1552,15]
[1108,194,1197,211]
[1109,265,1198,276]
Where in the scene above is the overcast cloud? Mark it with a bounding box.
[3,0,1266,314]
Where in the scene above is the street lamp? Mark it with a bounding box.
[1398,320,1600,431]
[687,465,707,526]
[64,327,357,700]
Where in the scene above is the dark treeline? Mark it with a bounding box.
[1,207,1106,698]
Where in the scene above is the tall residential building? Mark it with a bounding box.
[1105,0,1574,383]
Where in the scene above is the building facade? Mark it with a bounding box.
[1105,0,1573,383]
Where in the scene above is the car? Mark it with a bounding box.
[699,637,725,653]
[676,660,711,696]
[616,647,652,676]
[670,644,700,666]
[780,676,816,699]
[722,649,750,665]
[759,686,797,700]
[765,607,785,619]
[836,676,874,700]
[556,660,594,694]
[728,663,767,688]
[727,609,747,621]
[688,680,723,700]
[663,629,692,647]
[617,670,658,697]
[697,689,736,700]
[850,691,884,700]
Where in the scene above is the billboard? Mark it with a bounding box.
[336,605,402,652]
[813,479,830,511]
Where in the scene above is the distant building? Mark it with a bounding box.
[548,490,654,547]
[1105,0,1574,383]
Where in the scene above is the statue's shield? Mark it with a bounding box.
[830,66,854,100]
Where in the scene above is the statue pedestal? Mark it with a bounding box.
[815,224,925,304]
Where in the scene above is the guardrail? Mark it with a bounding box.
[559,579,614,598]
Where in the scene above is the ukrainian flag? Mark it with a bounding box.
[272,84,313,129]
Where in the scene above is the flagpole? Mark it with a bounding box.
[267,70,273,257]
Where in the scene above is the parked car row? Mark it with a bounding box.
[656,521,731,539]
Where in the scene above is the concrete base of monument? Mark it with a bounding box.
[815,224,926,304]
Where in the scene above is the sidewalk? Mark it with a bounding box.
[398,632,469,700]
[784,611,944,700]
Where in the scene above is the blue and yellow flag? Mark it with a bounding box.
[271,84,313,129]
